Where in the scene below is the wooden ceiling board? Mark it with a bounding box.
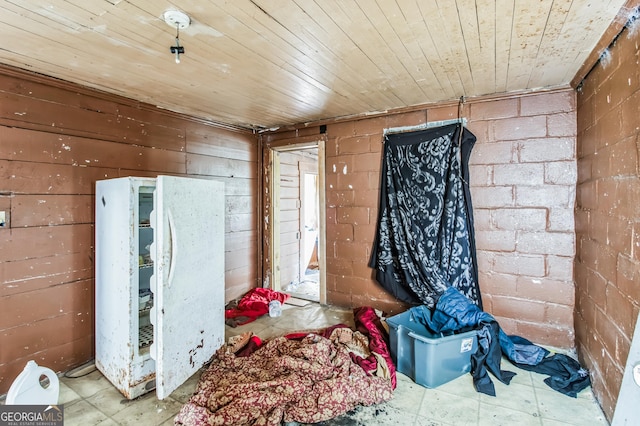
[226,1,370,111]
[455,1,486,94]
[1,2,182,91]
[0,0,632,129]
[554,0,632,83]
[419,0,474,99]
[504,0,555,92]
[274,1,396,109]
[153,2,349,125]
[298,2,408,110]
[493,0,516,93]
[397,1,456,99]
[313,1,411,104]
[457,0,498,96]
[295,1,412,109]
[454,1,482,92]
[430,1,477,96]
[205,1,388,124]
[523,0,573,89]
[354,0,433,105]
[61,0,110,17]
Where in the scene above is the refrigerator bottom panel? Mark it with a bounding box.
[125,375,156,400]
[95,361,156,400]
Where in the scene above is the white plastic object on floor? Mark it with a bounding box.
[268,300,282,317]
[6,360,59,405]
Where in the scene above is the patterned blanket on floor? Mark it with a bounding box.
[174,307,395,426]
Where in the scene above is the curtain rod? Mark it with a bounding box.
[383,117,467,136]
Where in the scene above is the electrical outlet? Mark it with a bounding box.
[0,211,6,227]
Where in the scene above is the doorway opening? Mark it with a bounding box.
[263,137,326,304]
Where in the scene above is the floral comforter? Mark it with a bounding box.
[174,307,395,426]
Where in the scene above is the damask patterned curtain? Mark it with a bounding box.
[369,123,482,309]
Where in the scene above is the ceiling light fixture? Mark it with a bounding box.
[162,10,190,64]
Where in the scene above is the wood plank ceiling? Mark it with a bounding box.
[0,0,631,130]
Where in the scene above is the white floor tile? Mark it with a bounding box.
[480,381,539,416]
[84,386,131,417]
[419,390,480,425]
[63,399,114,426]
[386,374,426,414]
[478,402,542,426]
[535,387,608,425]
[61,370,114,399]
[57,380,82,405]
[110,394,183,426]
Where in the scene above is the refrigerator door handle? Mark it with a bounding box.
[167,209,176,288]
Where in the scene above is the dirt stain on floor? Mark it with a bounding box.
[285,406,394,425]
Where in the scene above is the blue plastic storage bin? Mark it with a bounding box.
[387,310,478,388]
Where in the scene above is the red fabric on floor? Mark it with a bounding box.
[225,287,290,325]
[235,336,263,357]
[352,306,397,389]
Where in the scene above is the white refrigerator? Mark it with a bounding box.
[95,176,225,399]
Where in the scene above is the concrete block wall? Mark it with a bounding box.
[469,91,577,348]
[574,20,640,420]
[309,88,578,348]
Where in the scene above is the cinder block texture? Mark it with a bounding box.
[574,21,640,422]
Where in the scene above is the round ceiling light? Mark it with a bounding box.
[163,10,190,30]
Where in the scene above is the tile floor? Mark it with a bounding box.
[3,303,609,425]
